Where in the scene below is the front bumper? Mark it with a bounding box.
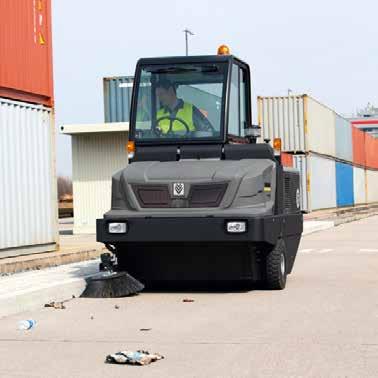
[96,214,303,245]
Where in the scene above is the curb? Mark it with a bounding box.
[302,221,335,236]
[0,260,99,319]
[0,247,105,275]
[302,211,378,235]
[333,210,378,226]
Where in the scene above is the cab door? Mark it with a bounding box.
[227,62,252,141]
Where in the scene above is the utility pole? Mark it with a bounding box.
[183,28,194,56]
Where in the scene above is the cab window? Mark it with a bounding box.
[228,64,248,137]
[134,63,227,142]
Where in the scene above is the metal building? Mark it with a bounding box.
[60,123,129,234]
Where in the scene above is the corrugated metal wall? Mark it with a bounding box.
[365,134,378,169]
[353,167,366,204]
[72,131,128,233]
[366,169,378,203]
[308,154,337,210]
[259,94,378,212]
[293,154,378,211]
[352,126,366,167]
[335,115,352,162]
[293,153,337,211]
[336,162,354,207]
[258,95,337,156]
[258,96,306,152]
[293,155,308,212]
[0,98,57,256]
[306,96,336,157]
[103,76,133,123]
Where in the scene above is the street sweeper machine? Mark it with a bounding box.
[96,45,303,291]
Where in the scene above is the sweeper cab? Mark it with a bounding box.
[96,45,303,290]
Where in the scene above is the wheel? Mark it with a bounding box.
[265,239,287,290]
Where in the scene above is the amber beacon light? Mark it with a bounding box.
[127,141,135,159]
[217,44,230,55]
[273,138,282,155]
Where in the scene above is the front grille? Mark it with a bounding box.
[132,183,228,208]
[133,185,170,208]
[189,184,227,208]
[283,172,300,214]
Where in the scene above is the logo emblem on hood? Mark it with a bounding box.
[173,182,185,196]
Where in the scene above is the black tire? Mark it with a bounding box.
[265,239,287,290]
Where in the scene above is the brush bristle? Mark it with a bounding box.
[81,272,144,298]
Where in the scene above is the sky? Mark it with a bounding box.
[53,0,378,176]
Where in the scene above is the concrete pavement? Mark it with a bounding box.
[0,215,378,377]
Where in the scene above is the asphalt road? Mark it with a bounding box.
[1,216,378,378]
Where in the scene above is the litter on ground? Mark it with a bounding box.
[44,301,66,309]
[182,298,195,303]
[105,350,164,365]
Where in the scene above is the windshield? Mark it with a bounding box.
[133,62,227,142]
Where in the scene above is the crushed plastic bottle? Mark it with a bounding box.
[18,320,36,330]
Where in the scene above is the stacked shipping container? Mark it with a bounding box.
[258,95,378,212]
[0,0,57,257]
[103,76,134,123]
[0,0,54,106]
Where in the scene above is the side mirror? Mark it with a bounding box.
[244,124,261,139]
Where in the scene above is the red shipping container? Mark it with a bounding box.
[0,0,53,107]
[352,126,366,167]
[365,133,378,169]
[281,152,293,167]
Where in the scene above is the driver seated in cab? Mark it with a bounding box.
[155,78,213,134]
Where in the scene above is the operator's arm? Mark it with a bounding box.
[192,106,214,131]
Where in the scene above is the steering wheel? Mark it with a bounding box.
[156,116,191,136]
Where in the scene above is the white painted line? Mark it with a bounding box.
[299,249,313,254]
[317,249,334,254]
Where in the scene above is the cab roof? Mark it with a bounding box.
[136,55,246,66]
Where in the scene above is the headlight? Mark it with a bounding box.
[226,221,247,233]
[108,222,127,234]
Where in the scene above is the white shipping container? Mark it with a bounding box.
[258,96,306,152]
[0,98,57,257]
[353,167,366,204]
[293,153,337,212]
[293,155,308,212]
[61,123,129,234]
[258,95,336,157]
[366,169,378,203]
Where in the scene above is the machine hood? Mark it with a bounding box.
[122,160,272,183]
[111,159,276,212]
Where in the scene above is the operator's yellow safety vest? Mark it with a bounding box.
[156,102,195,133]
